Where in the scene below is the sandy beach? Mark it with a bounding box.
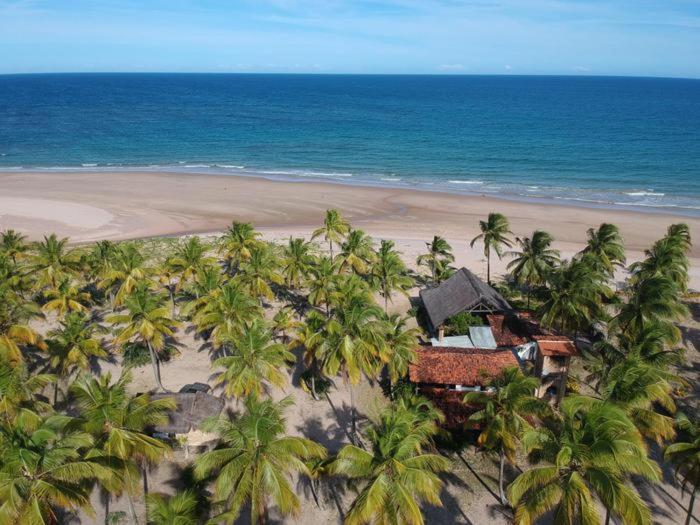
[2,170,700,288]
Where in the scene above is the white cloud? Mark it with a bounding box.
[504,64,513,70]
[437,63,465,71]
[572,65,591,72]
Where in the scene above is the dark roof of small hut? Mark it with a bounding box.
[419,267,512,330]
[150,391,225,434]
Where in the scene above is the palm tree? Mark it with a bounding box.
[319,293,387,442]
[0,413,113,524]
[219,221,263,273]
[165,236,216,292]
[614,275,688,340]
[506,230,559,309]
[99,242,153,307]
[290,310,327,399]
[579,223,626,278]
[71,371,175,524]
[32,233,78,288]
[237,245,283,301]
[282,237,316,289]
[538,258,607,333]
[42,276,92,316]
[191,281,261,350]
[370,240,413,312]
[146,490,198,525]
[465,367,547,505]
[211,319,294,398]
[194,396,326,524]
[271,306,300,343]
[383,313,419,383]
[108,287,179,391]
[1,229,28,264]
[665,414,700,525]
[416,235,454,284]
[312,209,350,259]
[308,256,338,317]
[470,213,513,284]
[630,223,691,293]
[45,312,108,404]
[329,399,449,524]
[179,265,224,320]
[599,356,680,442]
[508,396,660,525]
[84,239,117,281]
[338,229,375,275]
[0,361,54,423]
[0,284,45,366]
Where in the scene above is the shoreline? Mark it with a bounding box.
[1,166,698,218]
[1,169,699,288]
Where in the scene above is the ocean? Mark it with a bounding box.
[1,73,699,215]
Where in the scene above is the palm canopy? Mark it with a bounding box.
[31,233,79,289]
[0,413,115,524]
[308,256,339,316]
[1,229,29,263]
[0,361,54,423]
[282,236,316,288]
[665,414,700,525]
[382,313,419,383]
[507,230,559,307]
[538,258,608,333]
[470,212,513,284]
[370,240,413,312]
[0,283,46,366]
[218,221,263,272]
[338,229,376,275]
[107,286,179,391]
[329,398,449,525]
[509,396,660,525]
[211,319,294,398]
[629,223,691,293]
[312,209,351,258]
[191,281,262,347]
[98,242,153,306]
[166,236,216,291]
[194,396,326,524]
[465,366,548,504]
[416,235,454,284]
[237,244,284,301]
[613,275,688,340]
[41,275,92,316]
[146,490,199,525]
[578,223,626,277]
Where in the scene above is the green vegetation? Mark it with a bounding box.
[0,210,696,525]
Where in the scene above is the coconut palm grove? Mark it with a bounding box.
[0,210,697,525]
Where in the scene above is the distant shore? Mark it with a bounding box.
[1,170,699,288]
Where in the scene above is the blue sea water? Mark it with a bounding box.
[1,73,699,214]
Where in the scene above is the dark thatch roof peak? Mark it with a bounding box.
[419,267,512,331]
[150,391,225,435]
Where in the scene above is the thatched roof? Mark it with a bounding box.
[150,391,225,435]
[419,268,512,331]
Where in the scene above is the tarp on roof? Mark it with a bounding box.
[150,391,225,434]
[419,268,512,331]
[469,326,498,349]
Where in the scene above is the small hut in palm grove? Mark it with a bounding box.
[151,386,225,452]
[412,267,576,427]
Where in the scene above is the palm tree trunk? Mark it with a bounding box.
[329,240,334,259]
[126,489,139,525]
[498,450,506,505]
[486,247,491,285]
[142,460,149,497]
[53,380,60,407]
[686,485,697,525]
[146,341,166,392]
[347,371,357,445]
[604,509,611,525]
[103,492,110,525]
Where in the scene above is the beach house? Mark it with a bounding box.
[412,268,577,427]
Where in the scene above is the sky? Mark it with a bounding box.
[1,0,699,78]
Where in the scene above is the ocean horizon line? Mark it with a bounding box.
[2,71,700,81]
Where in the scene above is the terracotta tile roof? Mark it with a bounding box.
[409,346,518,386]
[487,314,527,347]
[533,335,577,357]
